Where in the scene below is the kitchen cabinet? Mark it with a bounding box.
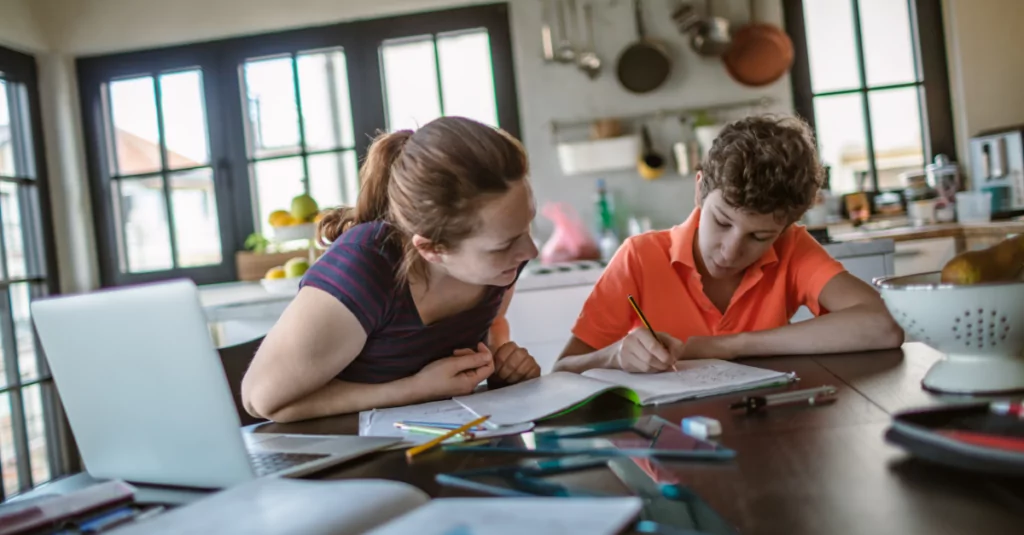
[893,237,957,276]
[505,283,595,374]
[790,240,895,323]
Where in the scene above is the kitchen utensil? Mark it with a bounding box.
[672,141,698,175]
[722,0,793,87]
[554,0,576,63]
[693,122,723,160]
[689,0,731,57]
[577,2,602,79]
[955,191,993,223]
[925,154,963,206]
[637,125,666,180]
[541,0,555,61]
[875,272,1024,394]
[908,198,938,226]
[670,2,702,34]
[591,118,623,139]
[616,0,672,94]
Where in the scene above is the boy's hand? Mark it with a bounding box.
[491,342,541,385]
[614,328,684,373]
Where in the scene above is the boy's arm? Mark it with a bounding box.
[692,272,904,359]
[555,241,678,373]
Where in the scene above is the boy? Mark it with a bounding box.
[554,115,903,373]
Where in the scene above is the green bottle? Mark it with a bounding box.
[595,178,615,236]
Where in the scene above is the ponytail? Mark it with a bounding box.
[316,129,413,246]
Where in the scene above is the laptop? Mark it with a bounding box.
[30,278,401,489]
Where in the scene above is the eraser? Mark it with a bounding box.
[681,416,721,439]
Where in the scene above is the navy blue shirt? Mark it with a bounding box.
[299,221,521,384]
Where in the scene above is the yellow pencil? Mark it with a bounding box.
[627,294,677,371]
[405,414,490,462]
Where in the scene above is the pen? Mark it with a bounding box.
[406,414,490,461]
[394,422,475,439]
[730,385,838,412]
[398,421,488,432]
[627,294,677,372]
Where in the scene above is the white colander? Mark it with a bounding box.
[875,272,1024,394]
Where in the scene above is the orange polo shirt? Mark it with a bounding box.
[572,208,846,350]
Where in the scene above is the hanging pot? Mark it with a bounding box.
[616,0,672,94]
[721,0,793,87]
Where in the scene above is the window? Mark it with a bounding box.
[785,0,955,194]
[242,49,359,236]
[0,46,66,500]
[105,72,222,273]
[78,4,521,286]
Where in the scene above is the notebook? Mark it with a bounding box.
[454,359,796,426]
[111,478,643,535]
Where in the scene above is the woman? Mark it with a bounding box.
[242,117,540,423]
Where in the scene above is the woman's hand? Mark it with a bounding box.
[412,343,495,399]
[614,328,685,373]
[491,342,542,385]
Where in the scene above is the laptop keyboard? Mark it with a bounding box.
[248,452,330,476]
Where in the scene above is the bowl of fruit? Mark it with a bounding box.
[267,194,323,242]
[874,234,1024,394]
[261,257,311,296]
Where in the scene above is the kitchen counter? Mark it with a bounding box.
[199,281,294,347]
[199,281,293,320]
[830,219,1024,249]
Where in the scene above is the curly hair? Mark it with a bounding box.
[698,114,823,224]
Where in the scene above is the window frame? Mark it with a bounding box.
[0,44,68,499]
[784,0,955,193]
[76,3,521,288]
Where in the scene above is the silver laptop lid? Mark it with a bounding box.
[31,279,255,488]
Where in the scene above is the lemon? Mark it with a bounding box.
[265,266,287,280]
[268,210,295,228]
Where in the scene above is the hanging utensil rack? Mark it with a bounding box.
[548,96,775,140]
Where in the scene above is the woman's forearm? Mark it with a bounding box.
[729,303,904,358]
[255,375,431,423]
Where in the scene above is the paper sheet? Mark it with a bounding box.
[583,359,793,405]
[359,400,533,445]
[453,372,620,426]
[364,497,643,535]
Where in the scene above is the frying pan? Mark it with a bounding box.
[616,0,671,94]
[722,0,793,87]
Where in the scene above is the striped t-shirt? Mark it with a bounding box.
[299,221,521,384]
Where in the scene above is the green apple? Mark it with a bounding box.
[284,257,310,278]
[290,194,319,222]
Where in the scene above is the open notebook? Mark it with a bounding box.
[112,478,643,535]
[454,359,795,426]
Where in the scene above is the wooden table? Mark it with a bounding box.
[255,343,1024,535]
[9,344,1024,534]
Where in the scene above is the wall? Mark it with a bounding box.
[28,0,793,291]
[0,0,46,52]
[943,0,1024,183]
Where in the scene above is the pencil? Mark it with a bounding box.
[405,414,490,461]
[627,294,677,371]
